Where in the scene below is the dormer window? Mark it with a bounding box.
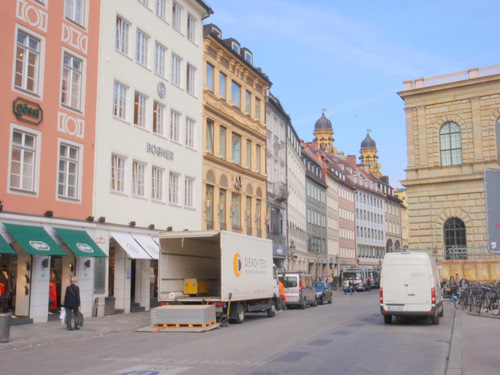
[231,41,240,53]
[244,50,253,65]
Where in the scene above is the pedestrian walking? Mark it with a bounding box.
[63,277,81,331]
[367,277,372,292]
[278,279,286,310]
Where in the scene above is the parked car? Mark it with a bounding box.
[314,281,333,304]
[282,272,317,309]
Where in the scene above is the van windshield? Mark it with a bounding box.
[344,271,362,279]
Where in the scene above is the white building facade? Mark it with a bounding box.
[93,0,211,314]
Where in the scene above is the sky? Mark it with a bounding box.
[203,0,500,188]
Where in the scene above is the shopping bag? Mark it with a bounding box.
[59,309,66,322]
[76,311,84,327]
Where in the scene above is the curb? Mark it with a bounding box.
[445,308,461,375]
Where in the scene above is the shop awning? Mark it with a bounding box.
[132,234,159,259]
[110,232,151,259]
[53,228,107,257]
[3,223,67,256]
[0,234,16,254]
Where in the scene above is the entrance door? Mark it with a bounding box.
[0,254,17,313]
[49,257,62,313]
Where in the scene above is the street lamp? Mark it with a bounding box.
[288,242,296,271]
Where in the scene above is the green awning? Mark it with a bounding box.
[0,234,16,254]
[3,223,67,256]
[53,227,107,257]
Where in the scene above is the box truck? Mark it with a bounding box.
[157,230,280,324]
[379,252,444,324]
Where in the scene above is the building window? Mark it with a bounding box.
[444,218,467,260]
[219,72,226,100]
[153,101,165,135]
[152,166,163,201]
[187,13,196,42]
[10,130,36,192]
[254,97,261,121]
[169,171,179,204]
[115,16,129,54]
[134,91,147,128]
[172,2,182,31]
[256,199,261,234]
[440,122,462,166]
[132,160,146,197]
[256,144,261,173]
[219,189,226,228]
[232,133,241,165]
[244,51,253,65]
[206,185,213,228]
[231,81,241,109]
[246,196,252,234]
[219,126,226,160]
[155,0,165,19]
[113,81,127,120]
[136,30,149,66]
[206,119,214,154]
[206,63,214,92]
[58,143,79,199]
[61,53,82,110]
[184,176,194,208]
[185,117,195,148]
[186,63,195,94]
[171,54,181,86]
[245,90,251,115]
[111,154,126,192]
[154,43,166,76]
[15,31,40,94]
[231,42,240,54]
[65,0,85,26]
[170,110,180,142]
[231,193,241,228]
[246,140,252,169]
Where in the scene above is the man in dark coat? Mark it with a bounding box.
[63,277,81,331]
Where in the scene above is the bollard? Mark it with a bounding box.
[0,312,11,342]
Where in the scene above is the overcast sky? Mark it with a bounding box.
[204,0,500,187]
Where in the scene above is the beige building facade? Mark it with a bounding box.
[202,24,271,237]
[399,65,500,267]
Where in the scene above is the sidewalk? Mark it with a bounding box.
[0,311,151,351]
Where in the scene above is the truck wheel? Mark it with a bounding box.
[266,301,276,317]
[431,314,439,325]
[230,302,245,324]
[384,315,392,324]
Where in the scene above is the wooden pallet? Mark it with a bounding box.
[150,319,217,329]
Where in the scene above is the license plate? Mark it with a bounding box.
[387,305,404,311]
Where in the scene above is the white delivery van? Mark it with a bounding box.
[379,252,444,324]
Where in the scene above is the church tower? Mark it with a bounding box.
[359,132,382,177]
[313,112,337,155]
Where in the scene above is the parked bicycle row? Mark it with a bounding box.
[453,282,500,316]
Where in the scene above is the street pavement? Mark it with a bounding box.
[1,295,499,375]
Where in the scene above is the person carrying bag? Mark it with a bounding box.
[63,277,81,331]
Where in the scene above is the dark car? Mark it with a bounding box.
[314,281,333,305]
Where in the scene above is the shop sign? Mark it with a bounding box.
[147,142,174,160]
[13,97,43,125]
[76,243,94,253]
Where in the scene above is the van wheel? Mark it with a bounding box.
[230,302,245,324]
[266,301,276,317]
[299,297,306,309]
[431,314,439,325]
[384,315,392,324]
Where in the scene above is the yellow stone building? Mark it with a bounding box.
[202,24,271,236]
[359,133,382,178]
[399,65,500,280]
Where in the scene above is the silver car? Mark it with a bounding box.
[282,272,317,308]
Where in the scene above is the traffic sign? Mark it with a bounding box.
[485,168,500,253]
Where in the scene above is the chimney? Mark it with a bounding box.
[346,155,357,166]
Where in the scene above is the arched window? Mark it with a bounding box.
[386,239,393,253]
[440,122,462,166]
[443,218,466,260]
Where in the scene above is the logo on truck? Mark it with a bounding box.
[233,252,242,278]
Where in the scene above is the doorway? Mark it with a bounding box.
[0,254,17,314]
[49,256,63,314]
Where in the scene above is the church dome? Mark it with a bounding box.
[315,112,332,130]
[361,133,376,149]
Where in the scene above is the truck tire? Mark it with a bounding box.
[384,315,392,324]
[431,314,439,325]
[266,301,276,317]
[230,302,245,324]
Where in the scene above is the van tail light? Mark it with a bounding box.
[431,287,436,304]
[299,280,303,292]
[379,288,383,304]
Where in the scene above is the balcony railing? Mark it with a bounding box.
[403,64,500,91]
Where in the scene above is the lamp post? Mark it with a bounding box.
[288,242,296,271]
